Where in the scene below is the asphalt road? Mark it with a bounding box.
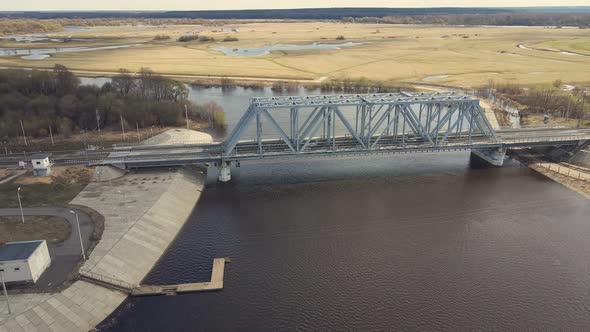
[0,207,93,289]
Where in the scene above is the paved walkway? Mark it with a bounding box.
[0,171,25,185]
[0,208,93,289]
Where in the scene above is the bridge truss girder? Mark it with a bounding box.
[223,92,499,157]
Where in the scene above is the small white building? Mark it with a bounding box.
[31,153,52,176]
[0,240,51,284]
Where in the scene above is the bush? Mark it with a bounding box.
[153,35,171,41]
[198,35,215,42]
[177,35,199,42]
[222,36,239,42]
[336,35,346,40]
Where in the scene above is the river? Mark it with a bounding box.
[98,153,590,331]
[77,79,590,331]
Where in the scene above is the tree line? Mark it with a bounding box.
[0,19,62,35]
[342,12,590,28]
[0,65,226,142]
[477,81,588,123]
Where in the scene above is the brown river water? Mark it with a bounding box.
[98,152,590,331]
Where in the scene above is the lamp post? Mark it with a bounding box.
[0,270,10,314]
[69,210,86,261]
[17,187,24,224]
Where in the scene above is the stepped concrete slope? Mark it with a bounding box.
[570,149,590,168]
[0,130,210,332]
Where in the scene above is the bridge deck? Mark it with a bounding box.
[0,128,589,169]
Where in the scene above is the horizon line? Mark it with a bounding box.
[2,6,590,13]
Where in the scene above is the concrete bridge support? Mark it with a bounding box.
[471,147,507,166]
[218,161,231,182]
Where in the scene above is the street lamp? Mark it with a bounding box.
[17,187,24,224]
[0,270,11,314]
[69,210,86,261]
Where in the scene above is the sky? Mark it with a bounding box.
[2,0,590,11]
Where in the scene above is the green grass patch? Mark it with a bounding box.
[0,176,90,209]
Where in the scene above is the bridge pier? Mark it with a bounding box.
[471,147,507,167]
[218,161,231,182]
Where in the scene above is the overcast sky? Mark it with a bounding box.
[2,0,590,11]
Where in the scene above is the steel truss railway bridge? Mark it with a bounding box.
[1,91,589,182]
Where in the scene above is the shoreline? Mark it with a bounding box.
[0,65,329,85]
[508,150,590,200]
[525,162,590,200]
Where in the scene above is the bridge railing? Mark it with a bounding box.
[78,269,137,290]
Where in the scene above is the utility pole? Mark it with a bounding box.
[1,271,11,315]
[185,104,190,129]
[81,130,89,165]
[120,114,126,141]
[49,125,54,146]
[95,108,101,138]
[136,122,141,143]
[17,187,24,224]
[19,120,28,146]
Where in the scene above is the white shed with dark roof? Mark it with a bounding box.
[0,240,51,283]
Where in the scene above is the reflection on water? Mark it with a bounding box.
[99,153,590,331]
[212,42,362,57]
[0,26,93,43]
[80,78,330,139]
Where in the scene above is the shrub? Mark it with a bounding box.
[153,35,171,41]
[222,36,239,42]
[198,35,215,42]
[177,35,199,42]
[336,35,346,40]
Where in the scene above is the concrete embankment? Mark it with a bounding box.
[0,130,212,332]
[509,149,590,200]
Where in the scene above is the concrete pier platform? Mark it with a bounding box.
[132,258,226,296]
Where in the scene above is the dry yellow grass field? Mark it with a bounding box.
[1,22,590,88]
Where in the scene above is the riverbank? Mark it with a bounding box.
[528,162,590,199]
[0,65,328,85]
[509,149,590,200]
[0,130,212,331]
